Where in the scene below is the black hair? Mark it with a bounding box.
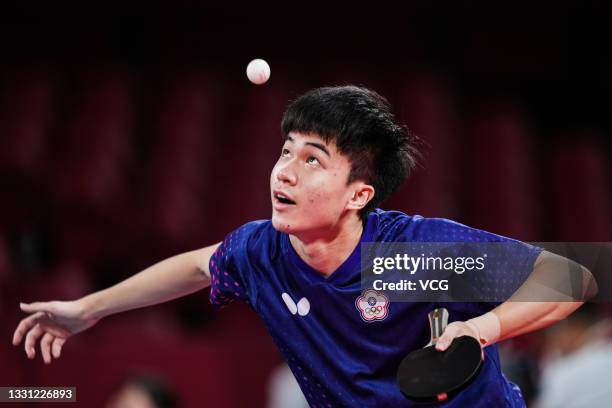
[281,85,418,218]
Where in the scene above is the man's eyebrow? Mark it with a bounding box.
[285,135,330,157]
[305,142,330,157]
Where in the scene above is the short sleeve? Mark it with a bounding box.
[208,226,251,308]
[413,217,543,306]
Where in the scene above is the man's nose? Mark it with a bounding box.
[276,162,297,185]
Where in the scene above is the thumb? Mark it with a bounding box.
[20,301,56,314]
[435,327,458,351]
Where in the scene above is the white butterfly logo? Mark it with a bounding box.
[281,293,310,316]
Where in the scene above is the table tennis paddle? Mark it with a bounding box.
[396,308,483,403]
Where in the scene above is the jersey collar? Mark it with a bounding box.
[282,211,378,286]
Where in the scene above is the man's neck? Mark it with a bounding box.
[289,214,365,278]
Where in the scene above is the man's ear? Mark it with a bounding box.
[347,183,375,211]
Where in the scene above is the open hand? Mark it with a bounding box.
[12,301,99,364]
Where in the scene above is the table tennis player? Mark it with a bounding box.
[12,86,595,407]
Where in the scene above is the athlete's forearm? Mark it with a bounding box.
[495,301,582,343]
[467,251,596,346]
[80,245,218,320]
[465,300,583,348]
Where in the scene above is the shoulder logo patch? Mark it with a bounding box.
[355,289,390,322]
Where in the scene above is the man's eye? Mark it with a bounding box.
[306,156,320,165]
[281,148,290,157]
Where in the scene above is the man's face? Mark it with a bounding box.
[270,132,360,235]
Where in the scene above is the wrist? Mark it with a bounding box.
[78,293,105,321]
[466,312,501,347]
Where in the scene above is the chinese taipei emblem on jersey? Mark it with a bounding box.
[355,289,390,322]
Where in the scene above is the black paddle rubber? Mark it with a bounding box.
[397,308,483,403]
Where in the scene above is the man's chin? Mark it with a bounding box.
[271,214,295,233]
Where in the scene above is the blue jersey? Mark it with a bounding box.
[208,209,541,407]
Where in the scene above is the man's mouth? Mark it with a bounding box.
[274,192,296,205]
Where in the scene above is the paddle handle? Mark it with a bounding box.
[427,308,449,346]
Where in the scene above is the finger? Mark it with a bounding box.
[24,324,44,359]
[39,321,71,339]
[13,312,45,346]
[40,333,54,364]
[51,337,66,359]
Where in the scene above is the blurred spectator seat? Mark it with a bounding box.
[144,72,221,246]
[45,71,135,260]
[547,137,612,241]
[387,73,461,219]
[0,72,55,177]
[462,105,538,240]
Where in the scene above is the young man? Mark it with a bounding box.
[13,86,590,407]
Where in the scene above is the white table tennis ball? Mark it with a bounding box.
[246,58,271,85]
